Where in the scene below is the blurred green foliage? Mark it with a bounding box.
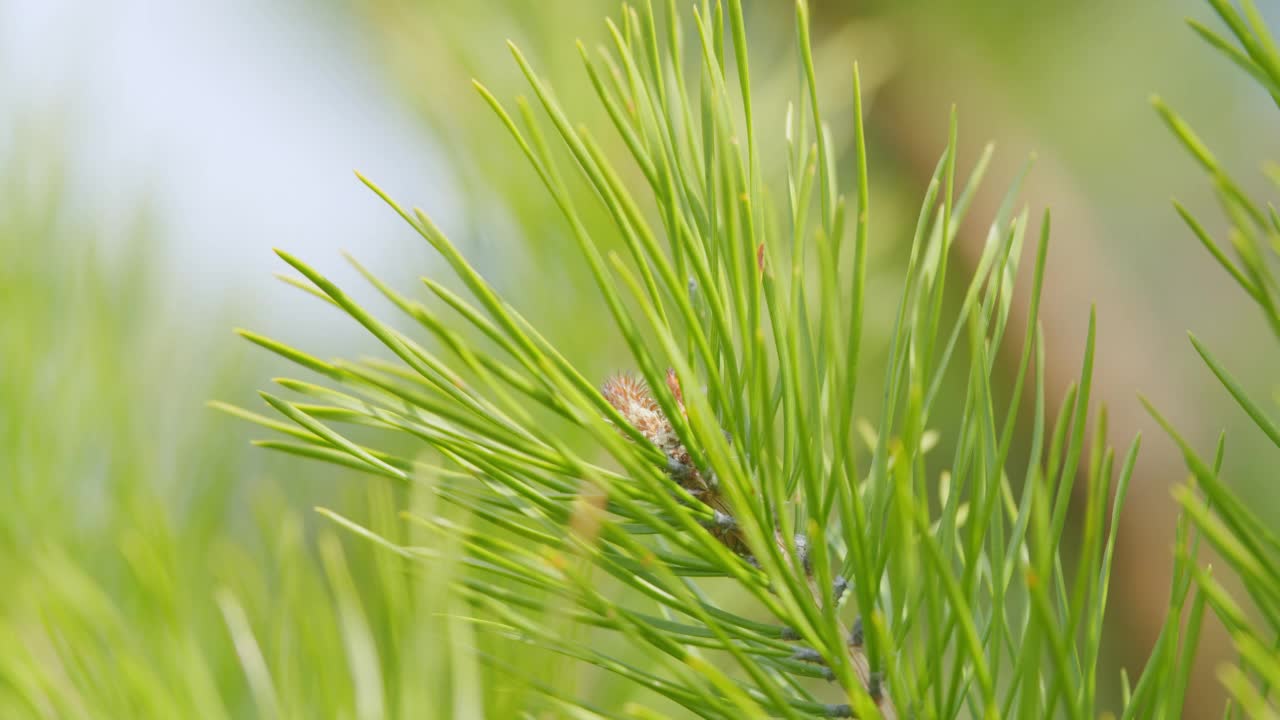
[0,130,523,717]
[3,0,1280,716]
[1149,1,1280,714]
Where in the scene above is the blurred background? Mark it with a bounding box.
[2,0,1276,717]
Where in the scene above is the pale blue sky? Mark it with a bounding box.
[0,0,458,331]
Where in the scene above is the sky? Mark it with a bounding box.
[0,0,458,332]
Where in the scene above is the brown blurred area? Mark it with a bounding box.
[809,1,1275,717]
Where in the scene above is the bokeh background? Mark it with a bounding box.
[2,0,1276,717]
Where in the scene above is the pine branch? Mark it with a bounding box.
[229,1,1145,717]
